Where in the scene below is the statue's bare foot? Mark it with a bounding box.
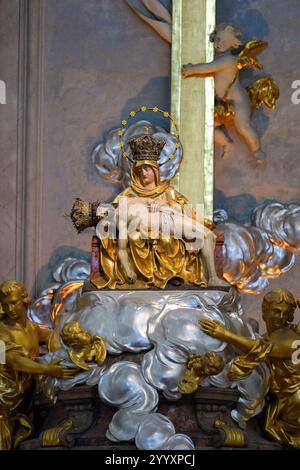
[126,270,137,284]
[208,277,229,287]
[121,260,137,284]
[169,277,183,287]
[254,149,266,164]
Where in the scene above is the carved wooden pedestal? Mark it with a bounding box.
[20,385,282,450]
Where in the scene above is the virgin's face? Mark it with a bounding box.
[137,165,156,186]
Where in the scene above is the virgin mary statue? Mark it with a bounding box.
[71,134,225,290]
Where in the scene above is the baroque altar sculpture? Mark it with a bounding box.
[182,24,279,163]
[3,104,299,450]
[1,0,298,454]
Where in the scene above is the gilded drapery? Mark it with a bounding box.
[91,161,207,289]
[229,336,300,448]
[0,340,33,449]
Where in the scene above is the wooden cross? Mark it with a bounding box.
[171,0,216,220]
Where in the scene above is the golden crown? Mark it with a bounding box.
[118,106,181,161]
[128,134,165,162]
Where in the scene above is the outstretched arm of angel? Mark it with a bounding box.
[182,56,229,78]
[6,351,77,379]
[199,320,256,354]
[200,319,299,360]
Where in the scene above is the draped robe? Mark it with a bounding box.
[91,160,209,289]
[229,329,300,448]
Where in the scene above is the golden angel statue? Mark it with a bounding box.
[200,288,300,449]
[0,280,76,449]
[182,24,279,163]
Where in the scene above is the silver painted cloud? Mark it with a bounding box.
[53,289,269,438]
[217,201,300,293]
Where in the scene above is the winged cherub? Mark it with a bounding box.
[182,24,279,163]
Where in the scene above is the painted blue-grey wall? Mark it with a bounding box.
[216,0,300,326]
[216,0,300,220]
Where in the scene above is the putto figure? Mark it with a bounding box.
[178,352,225,394]
[182,24,279,163]
[60,321,107,371]
[200,288,300,449]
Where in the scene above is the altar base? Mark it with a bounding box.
[21,383,282,450]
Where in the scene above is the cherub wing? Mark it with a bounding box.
[238,39,268,70]
[242,39,268,57]
[68,350,91,371]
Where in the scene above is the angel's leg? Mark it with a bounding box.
[234,107,266,163]
[214,126,234,160]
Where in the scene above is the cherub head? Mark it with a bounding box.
[61,321,92,350]
[178,352,225,394]
[201,351,225,376]
[61,321,107,370]
[210,24,242,53]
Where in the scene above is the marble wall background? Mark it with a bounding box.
[0,0,299,329]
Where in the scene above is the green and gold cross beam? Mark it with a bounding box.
[171,0,216,220]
